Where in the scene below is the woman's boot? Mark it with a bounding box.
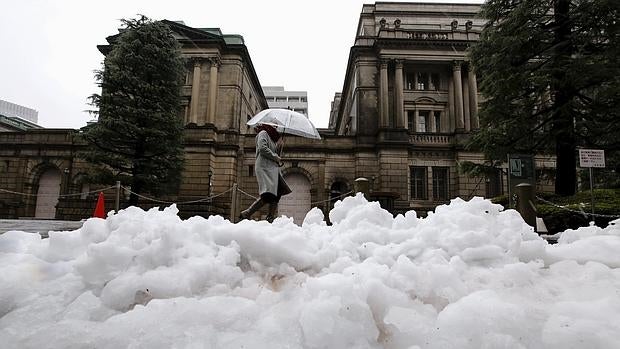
[266,203,278,223]
[240,198,265,220]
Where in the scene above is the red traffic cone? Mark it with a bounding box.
[93,192,106,218]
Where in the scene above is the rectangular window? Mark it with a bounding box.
[434,111,441,133]
[407,111,415,130]
[406,73,415,90]
[416,72,428,90]
[300,97,307,102]
[410,166,427,200]
[430,73,440,90]
[432,167,449,200]
[288,97,300,102]
[486,169,503,198]
[417,111,430,132]
[249,165,254,177]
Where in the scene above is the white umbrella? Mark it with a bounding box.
[247,109,321,139]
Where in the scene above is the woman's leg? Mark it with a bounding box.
[240,197,265,219]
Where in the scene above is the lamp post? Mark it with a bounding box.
[207,170,213,198]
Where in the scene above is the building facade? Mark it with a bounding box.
[0,99,41,132]
[0,3,555,223]
[262,86,309,116]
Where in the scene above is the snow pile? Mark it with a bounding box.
[1,194,619,348]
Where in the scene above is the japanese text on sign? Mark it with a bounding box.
[579,149,605,168]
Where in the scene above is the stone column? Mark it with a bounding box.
[207,57,220,125]
[462,69,471,131]
[448,74,455,131]
[468,67,479,129]
[190,59,202,125]
[394,60,405,128]
[379,59,389,128]
[452,61,465,130]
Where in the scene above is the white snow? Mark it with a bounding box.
[1,194,619,348]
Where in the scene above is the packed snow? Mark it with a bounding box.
[1,194,619,348]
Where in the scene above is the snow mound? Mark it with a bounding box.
[1,194,619,348]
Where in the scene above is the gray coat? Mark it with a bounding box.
[255,130,291,197]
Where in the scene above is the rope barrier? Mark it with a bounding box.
[536,195,620,219]
[237,187,258,200]
[120,186,233,205]
[3,182,355,210]
[0,186,116,198]
[311,190,354,205]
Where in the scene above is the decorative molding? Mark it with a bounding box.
[208,56,221,68]
[405,31,450,40]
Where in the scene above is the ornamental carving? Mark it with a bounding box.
[208,57,221,68]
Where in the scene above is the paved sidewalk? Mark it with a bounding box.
[0,219,85,238]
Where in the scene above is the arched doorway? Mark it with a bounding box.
[329,181,350,212]
[35,168,62,219]
[279,173,311,224]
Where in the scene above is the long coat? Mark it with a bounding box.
[255,130,292,197]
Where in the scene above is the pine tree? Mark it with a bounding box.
[80,16,186,206]
[468,0,620,196]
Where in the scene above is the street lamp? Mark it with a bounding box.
[207,170,213,197]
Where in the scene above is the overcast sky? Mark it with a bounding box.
[0,0,482,129]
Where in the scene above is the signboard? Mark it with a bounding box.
[507,154,535,208]
[579,149,605,168]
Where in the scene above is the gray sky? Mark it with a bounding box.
[0,0,482,129]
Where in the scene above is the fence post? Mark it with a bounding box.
[354,177,370,200]
[515,183,536,229]
[230,183,238,223]
[115,181,121,213]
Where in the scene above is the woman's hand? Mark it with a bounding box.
[274,155,284,167]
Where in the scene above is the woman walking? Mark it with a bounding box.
[240,123,291,222]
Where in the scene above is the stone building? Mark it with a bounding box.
[0,3,555,223]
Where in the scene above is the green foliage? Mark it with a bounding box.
[468,0,620,196]
[79,15,186,205]
[458,161,500,178]
[536,189,620,233]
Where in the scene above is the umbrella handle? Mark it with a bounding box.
[278,129,286,158]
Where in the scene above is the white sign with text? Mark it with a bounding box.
[579,149,605,168]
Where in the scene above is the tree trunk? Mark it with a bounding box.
[129,140,145,206]
[552,0,577,196]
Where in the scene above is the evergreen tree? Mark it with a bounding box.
[468,0,620,196]
[80,16,186,206]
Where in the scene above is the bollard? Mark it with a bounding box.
[115,181,121,213]
[230,183,238,223]
[354,178,370,200]
[515,183,536,228]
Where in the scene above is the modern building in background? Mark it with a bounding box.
[262,86,309,116]
[0,99,41,131]
[0,99,38,123]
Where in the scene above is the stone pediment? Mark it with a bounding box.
[414,96,438,104]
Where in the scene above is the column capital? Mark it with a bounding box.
[379,58,389,68]
[452,60,463,71]
[208,56,221,68]
[190,57,204,67]
[395,59,404,69]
